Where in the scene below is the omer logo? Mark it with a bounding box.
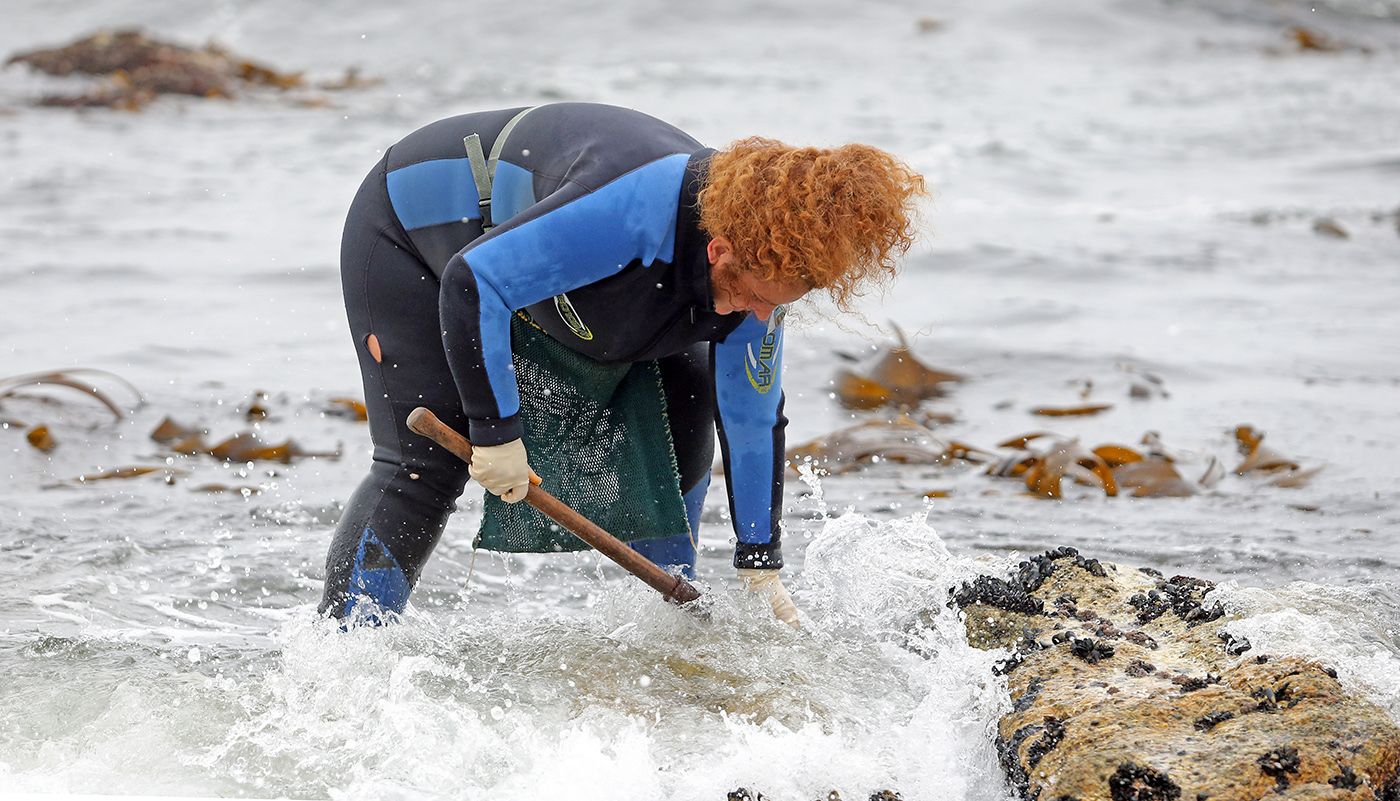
[744,306,785,394]
[553,293,594,341]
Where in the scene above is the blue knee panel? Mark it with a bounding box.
[630,474,709,578]
[342,528,411,623]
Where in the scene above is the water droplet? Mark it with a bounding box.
[638,675,652,687]
[187,647,202,663]
[489,705,505,720]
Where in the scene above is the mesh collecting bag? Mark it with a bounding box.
[477,314,689,553]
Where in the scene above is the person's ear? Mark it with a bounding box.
[706,236,732,265]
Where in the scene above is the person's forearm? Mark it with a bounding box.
[439,252,523,445]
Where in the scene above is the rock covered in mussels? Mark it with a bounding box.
[952,548,1400,800]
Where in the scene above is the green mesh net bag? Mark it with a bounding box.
[477,314,689,553]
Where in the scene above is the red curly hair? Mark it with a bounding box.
[698,137,927,307]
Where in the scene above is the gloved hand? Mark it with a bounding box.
[469,438,541,503]
[737,568,800,629]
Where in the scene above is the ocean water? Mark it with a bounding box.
[0,0,1397,797]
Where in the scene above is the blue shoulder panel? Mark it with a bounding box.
[491,161,538,224]
[714,311,785,544]
[386,158,481,231]
[463,153,689,418]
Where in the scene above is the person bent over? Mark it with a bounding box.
[320,102,924,626]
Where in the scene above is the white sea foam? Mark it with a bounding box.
[183,514,1013,800]
[1214,581,1400,722]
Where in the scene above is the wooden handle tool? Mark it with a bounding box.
[406,407,702,605]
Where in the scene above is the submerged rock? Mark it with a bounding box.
[952,548,1400,800]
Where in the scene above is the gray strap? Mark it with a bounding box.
[464,105,539,230]
[463,133,492,222]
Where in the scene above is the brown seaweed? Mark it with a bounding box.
[1233,425,1298,474]
[25,425,56,452]
[5,30,358,110]
[1031,403,1113,418]
[149,417,338,463]
[787,415,950,475]
[73,466,171,483]
[833,326,962,410]
[0,368,142,421]
[1113,457,1197,498]
[1021,439,1117,499]
[325,397,369,421]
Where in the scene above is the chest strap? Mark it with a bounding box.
[464,106,538,231]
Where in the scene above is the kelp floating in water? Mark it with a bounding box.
[75,466,170,483]
[788,416,947,476]
[1234,425,1321,489]
[324,397,369,421]
[191,483,262,495]
[1021,440,1117,499]
[796,418,1320,502]
[25,425,56,452]
[1112,456,1199,498]
[151,417,338,464]
[832,326,962,410]
[242,391,270,421]
[6,29,376,109]
[1031,403,1113,418]
[787,415,990,476]
[0,368,143,422]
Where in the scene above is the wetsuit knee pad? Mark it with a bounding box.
[630,474,709,578]
[340,527,411,624]
[631,532,697,578]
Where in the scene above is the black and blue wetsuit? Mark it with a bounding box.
[321,103,788,619]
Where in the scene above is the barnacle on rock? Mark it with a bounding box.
[1125,659,1157,678]
[1171,672,1220,693]
[958,550,1400,801]
[1218,631,1252,657]
[1128,576,1224,627]
[1026,716,1067,768]
[1108,763,1181,801]
[1193,711,1234,732]
[1124,630,1159,650]
[1070,637,1115,664]
[1129,590,1172,623]
[1329,766,1362,790]
[1258,747,1301,791]
[951,576,1044,615]
[1252,686,1281,712]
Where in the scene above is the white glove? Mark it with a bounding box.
[469,438,537,503]
[738,568,800,629]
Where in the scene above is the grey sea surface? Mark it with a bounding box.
[0,0,1397,797]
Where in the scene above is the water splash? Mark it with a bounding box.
[1214,580,1400,723]
[199,514,1014,799]
[0,514,1011,798]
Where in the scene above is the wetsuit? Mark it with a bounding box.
[321,103,787,619]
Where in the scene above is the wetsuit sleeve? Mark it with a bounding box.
[438,153,691,445]
[712,310,788,569]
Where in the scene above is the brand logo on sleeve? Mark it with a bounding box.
[553,293,594,341]
[743,306,785,393]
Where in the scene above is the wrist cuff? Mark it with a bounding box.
[468,415,523,446]
[734,540,783,570]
